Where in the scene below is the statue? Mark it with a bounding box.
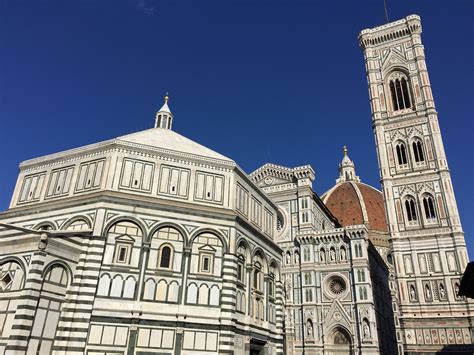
[306,320,313,337]
[330,249,336,262]
[425,285,431,300]
[340,248,346,261]
[320,251,325,262]
[439,284,446,299]
[363,322,371,340]
[286,253,291,265]
[294,253,299,264]
[409,285,416,301]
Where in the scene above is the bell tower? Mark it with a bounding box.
[359,15,473,352]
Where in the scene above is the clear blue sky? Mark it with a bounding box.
[1,1,473,258]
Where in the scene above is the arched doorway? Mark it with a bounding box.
[326,326,353,355]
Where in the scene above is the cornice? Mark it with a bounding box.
[359,15,422,49]
[19,139,236,172]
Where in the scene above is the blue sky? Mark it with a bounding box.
[1,1,473,258]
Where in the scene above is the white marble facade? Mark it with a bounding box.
[0,101,284,355]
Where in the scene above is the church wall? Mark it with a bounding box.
[250,165,387,354]
[0,177,284,355]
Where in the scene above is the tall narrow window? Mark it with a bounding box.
[401,78,411,108]
[405,198,418,222]
[303,247,311,262]
[390,81,398,110]
[396,143,408,166]
[200,254,213,273]
[253,269,260,289]
[412,140,425,163]
[395,79,404,109]
[423,196,436,220]
[114,243,131,264]
[159,246,172,268]
[237,261,244,283]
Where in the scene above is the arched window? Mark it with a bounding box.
[159,246,172,268]
[404,197,418,222]
[412,140,425,163]
[396,142,408,166]
[253,267,260,290]
[108,221,143,266]
[422,195,436,220]
[152,227,184,272]
[268,277,274,297]
[388,72,412,111]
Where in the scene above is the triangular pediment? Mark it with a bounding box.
[382,49,407,69]
[324,299,352,331]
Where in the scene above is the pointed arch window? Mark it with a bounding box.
[404,197,418,223]
[412,140,425,163]
[423,195,436,220]
[396,142,408,166]
[388,72,412,111]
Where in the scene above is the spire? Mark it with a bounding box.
[155,93,174,129]
[336,146,360,183]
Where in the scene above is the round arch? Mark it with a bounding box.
[34,221,57,231]
[147,222,188,246]
[189,228,228,253]
[42,260,73,286]
[251,247,269,273]
[328,325,353,346]
[235,237,251,261]
[102,216,146,238]
[0,256,27,271]
[61,215,93,230]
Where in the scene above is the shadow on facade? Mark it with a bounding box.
[436,344,474,354]
[368,242,398,354]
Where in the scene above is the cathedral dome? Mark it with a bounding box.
[322,181,387,232]
[321,147,388,234]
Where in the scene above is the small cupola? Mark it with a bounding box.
[337,146,360,183]
[155,93,173,130]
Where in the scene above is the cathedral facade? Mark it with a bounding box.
[0,14,473,355]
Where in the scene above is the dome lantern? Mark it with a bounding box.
[154,93,174,130]
[336,146,360,183]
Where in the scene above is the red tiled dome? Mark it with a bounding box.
[322,181,388,233]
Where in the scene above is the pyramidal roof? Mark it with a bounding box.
[20,96,234,167]
[116,127,233,162]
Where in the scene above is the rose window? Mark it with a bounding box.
[328,276,346,296]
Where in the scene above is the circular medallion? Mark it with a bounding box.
[264,176,274,185]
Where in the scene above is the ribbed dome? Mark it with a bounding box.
[322,181,388,233]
